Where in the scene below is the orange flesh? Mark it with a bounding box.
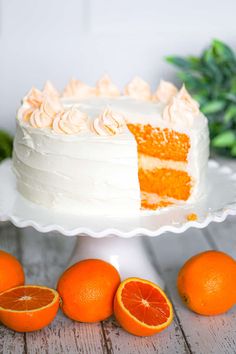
[139,168,191,201]
[0,287,55,311]
[128,124,190,162]
[121,281,170,326]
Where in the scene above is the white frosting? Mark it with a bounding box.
[13,119,141,216]
[14,93,209,215]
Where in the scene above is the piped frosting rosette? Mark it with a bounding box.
[96,75,120,97]
[92,107,126,136]
[153,80,178,104]
[62,79,97,99]
[20,93,62,128]
[53,107,89,135]
[124,77,152,101]
[163,85,200,126]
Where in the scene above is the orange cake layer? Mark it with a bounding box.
[139,168,191,201]
[127,124,190,162]
[141,200,172,210]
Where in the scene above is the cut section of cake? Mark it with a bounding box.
[13,77,209,216]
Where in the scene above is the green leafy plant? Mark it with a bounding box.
[166,39,236,157]
[0,130,13,162]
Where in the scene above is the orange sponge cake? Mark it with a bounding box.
[13,76,209,215]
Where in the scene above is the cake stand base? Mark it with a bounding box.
[68,235,165,289]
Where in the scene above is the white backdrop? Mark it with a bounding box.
[0,0,236,132]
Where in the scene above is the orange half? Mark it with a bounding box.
[0,285,59,332]
[114,278,173,336]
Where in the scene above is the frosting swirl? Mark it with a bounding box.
[96,75,120,97]
[163,85,200,125]
[30,109,53,128]
[53,107,88,134]
[176,85,199,114]
[93,108,126,136]
[62,79,97,98]
[124,77,152,101]
[29,96,62,128]
[153,80,178,104]
[21,107,35,122]
[23,87,43,108]
[43,81,60,97]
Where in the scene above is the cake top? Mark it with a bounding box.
[17,75,207,137]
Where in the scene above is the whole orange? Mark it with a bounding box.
[177,250,236,315]
[57,259,121,322]
[0,250,25,293]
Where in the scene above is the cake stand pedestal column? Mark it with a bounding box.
[68,235,165,289]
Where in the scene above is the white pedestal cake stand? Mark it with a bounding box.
[1,159,236,288]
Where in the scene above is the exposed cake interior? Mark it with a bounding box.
[127,124,192,206]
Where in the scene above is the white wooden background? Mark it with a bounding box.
[0,157,236,354]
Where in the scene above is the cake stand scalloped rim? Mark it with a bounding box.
[0,159,236,238]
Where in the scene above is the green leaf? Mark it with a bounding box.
[0,130,13,162]
[212,131,235,148]
[192,94,208,106]
[223,104,236,123]
[166,39,236,157]
[231,144,236,156]
[202,47,223,83]
[165,56,194,70]
[212,39,236,63]
[201,100,225,115]
[221,92,236,103]
[230,77,236,93]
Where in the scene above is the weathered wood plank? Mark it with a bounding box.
[19,228,107,354]
[102,316,190,354]
[0,223,25,354]
[147,227,236,354]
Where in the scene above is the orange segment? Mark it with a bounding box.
[0,285,59,332]
[114,278,173,336]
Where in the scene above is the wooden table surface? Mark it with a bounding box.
[0,158,236,354]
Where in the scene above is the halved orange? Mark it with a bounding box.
[0,285,59,332]
[114,278,173,336]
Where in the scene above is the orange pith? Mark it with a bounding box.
[128,124,190,162]
[139,168,191,201]
[0,285,59,332]
[114,278,173,337]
